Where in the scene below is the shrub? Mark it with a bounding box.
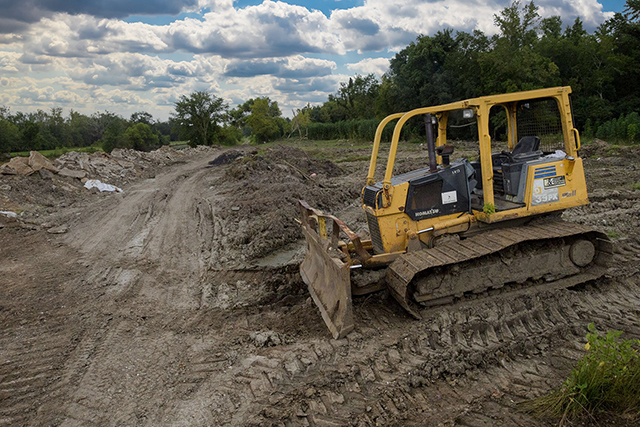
[523,323,640,421]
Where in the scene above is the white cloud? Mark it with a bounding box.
[346,57,390,76]
[0,0,619,120]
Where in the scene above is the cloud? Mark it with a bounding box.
[0,0,199,29]
[346,57,390,76]
[535,0,614,28]
[0,0,620,120]
[224,56,335,78]
[164,1,343,58]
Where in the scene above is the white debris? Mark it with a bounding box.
[0,210,18,218]
[543,150,566,159]
[83,179,123,193]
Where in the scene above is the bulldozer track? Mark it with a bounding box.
[387,220,612,317]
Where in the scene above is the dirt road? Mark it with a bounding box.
[1,142,639,426]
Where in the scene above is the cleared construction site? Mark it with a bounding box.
[1,128,639,425]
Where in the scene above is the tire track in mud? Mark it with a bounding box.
[174,273,639,426]
[0,232,90,427]
[144,228,640,425]
[244,281,640,425]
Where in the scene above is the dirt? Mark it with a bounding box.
[1,139,639,426]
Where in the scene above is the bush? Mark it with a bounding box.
[217,125,242,146]
[523,323,640,421]
[594,112,640,144]
[124,123,159,151]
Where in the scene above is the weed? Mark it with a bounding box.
[522,323,640,422]
[632,182,640,191]
[483,203,496,215]
[607,231,621,239]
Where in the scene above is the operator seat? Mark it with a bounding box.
[472,136,542,192]
[494,136,543,196]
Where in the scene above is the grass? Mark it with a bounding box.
[607,231,621,239]
[632,182,640,191]
[169,141,190,147]
[522,323,640,424]
[10,146,103,159]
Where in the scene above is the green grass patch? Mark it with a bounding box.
[169,140,190,147]
[607,231,621,239]
[522,323,640,422]
[11,146,103,159]
[632,182,640,191]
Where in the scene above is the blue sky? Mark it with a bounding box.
[0,0,629,120]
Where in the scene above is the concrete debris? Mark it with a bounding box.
[0,164,17,175]
[47,225,69,234]
[28,151,58,173]
[1,146,214,184]
[38,169,55,180]
[6,157,34,176]
[58,168,88,179]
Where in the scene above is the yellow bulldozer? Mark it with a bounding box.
[298,86,612,339]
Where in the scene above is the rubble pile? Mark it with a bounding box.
[0,145,212,186]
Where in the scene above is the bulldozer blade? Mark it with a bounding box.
[300,224,354,339]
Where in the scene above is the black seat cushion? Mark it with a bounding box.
[512,136,540,155]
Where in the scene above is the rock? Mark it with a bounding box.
[249,331,282,347]
[0,184,11,191]
[58,167,87,179]
[0,164,17,175]
[7,157,35,175]
[47,225,68,234]
[28,151,58,173]
[38,169,54,180]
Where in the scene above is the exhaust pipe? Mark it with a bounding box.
[424,113,437,173]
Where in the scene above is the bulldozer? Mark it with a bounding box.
[298,86,613,339]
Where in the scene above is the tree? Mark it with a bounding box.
[99,115,128,153]
[479,1,560,94]
[130,111,154,125]
[625,0,640,21]
[124,123,159,151]
[328,74,380,120]
[246,97,283,143]
[494,0,540,49]
[172,91,228,147]
[0,120,18,156]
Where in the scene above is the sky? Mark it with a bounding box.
[0,0,630,121]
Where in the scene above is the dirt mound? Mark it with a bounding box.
[214,145,358,262]
[208,150,243,166]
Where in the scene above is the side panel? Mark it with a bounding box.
[525,158,589,213]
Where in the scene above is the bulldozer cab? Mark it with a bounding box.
[362,87,588,253]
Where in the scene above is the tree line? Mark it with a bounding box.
[306,0,640,142]
[1,0,639,157]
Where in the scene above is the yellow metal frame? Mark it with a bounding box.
[362,86,588,255]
